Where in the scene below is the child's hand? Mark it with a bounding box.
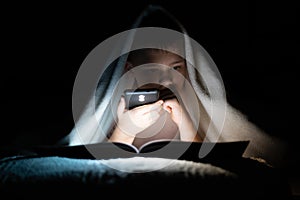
[163,98,202,142]
[116,97,164,137]
[162,98,183,125]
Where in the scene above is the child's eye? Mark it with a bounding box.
[173,66,181,70]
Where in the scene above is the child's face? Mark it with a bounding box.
[126,49,188,94]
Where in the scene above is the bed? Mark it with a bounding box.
[0,142,292,199]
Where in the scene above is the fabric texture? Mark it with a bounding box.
[0,155,291,198]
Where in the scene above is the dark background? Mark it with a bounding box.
[1,0,298,186]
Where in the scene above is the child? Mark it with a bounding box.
[62,5,287,167]
[108,48,203,148]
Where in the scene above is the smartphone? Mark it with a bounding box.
[124,89,160,110]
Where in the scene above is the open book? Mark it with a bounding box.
[34,139,250,162]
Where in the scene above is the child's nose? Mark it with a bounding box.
[159,70,173,86]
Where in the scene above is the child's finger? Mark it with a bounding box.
[117,96,126,116]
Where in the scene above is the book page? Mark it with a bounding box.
[138,139,180,153]
[111,142,139,153]
[139,139,180,153]
[137,140,250,161]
